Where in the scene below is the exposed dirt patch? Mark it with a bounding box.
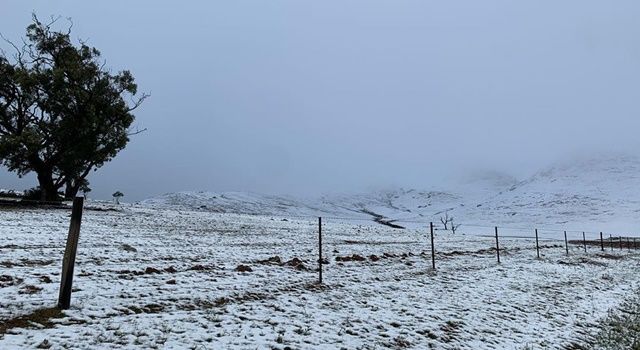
[596,253,625,260]
[557,257,608,267]
[335,251,424,263]
[0,275,23,288]
[257,256,282,265]
[440,320,465,343]
[0,259,55,268]
[125,303,165,315]
[256,256,312,270]
[84,206,123,213]
[0,244,19,249]
[120,244,137,252]
[115,269,145,278]
[385,336,412,348]
[336,254,367,262]
[0,308,65,335]
[144,267,162,274]
[235,264,252,272]
[19,285,43,295]
[283,258,309,271]
[341,240,421,246]
[189,264,217,271]
[38,275,53,283]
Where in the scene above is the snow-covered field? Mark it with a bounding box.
[1,204,639,349]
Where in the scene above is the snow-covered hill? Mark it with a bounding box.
[142,173,515,224]
[142,154,640,231]
[461,154,640,230]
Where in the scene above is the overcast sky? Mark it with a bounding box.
[2,1,640,200]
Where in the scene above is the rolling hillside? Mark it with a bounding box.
[143,154,640,231]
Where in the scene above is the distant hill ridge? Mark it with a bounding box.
[142,154,640,231]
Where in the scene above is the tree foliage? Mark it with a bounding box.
[0,15,147,201]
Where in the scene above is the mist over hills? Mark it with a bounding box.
[143,154,640,232]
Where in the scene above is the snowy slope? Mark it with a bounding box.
[143,154,640,230]
[142,182,510,224]
[457,154,640,230]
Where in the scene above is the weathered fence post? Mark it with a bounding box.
[430,222,435,270]
[627,237,631,252]
[564,231,568,255]
[582,232,587,253]
[619,236,623,251]
[535,229,540,259]
[634,237,637,250]
[600,232,604,251]
[495,226,500,263]
[607,235,611,250]
[610,234,614,251]
[58,196,84,310]
[318,217,323,284]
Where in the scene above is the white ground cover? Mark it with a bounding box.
[0,204,639,349]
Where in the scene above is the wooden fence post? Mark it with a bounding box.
[430,222,435,270]
[619,235,622,251]
[535,229,540,259]
[600,232,604,251]
[627,237,631,252]
[582,232,587,253]
[58,197,84,310]
[610,234,613,251]
[564,231,568,255]
[318,217,323,284]
[495,226,500,263]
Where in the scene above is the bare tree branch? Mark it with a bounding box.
[127,127,147,136]
[127,93,150,112]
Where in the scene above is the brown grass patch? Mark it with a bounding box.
[596,253,625,260]
[0,259,55,268]
[0,275,23,288]
[0,307,64,335]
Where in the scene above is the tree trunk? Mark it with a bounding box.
[36,170,60,202]
[64,179,81,199]
[64,180,73,199]
[64,179,86,199]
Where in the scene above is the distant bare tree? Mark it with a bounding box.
[440,211,461,233]
[440,211,453,230]
[451,219,461,234]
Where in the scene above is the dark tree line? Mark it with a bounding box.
[0,15,147,201]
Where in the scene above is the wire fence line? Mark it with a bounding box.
[1,201,640,312]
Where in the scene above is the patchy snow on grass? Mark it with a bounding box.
[0,204,639,349]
